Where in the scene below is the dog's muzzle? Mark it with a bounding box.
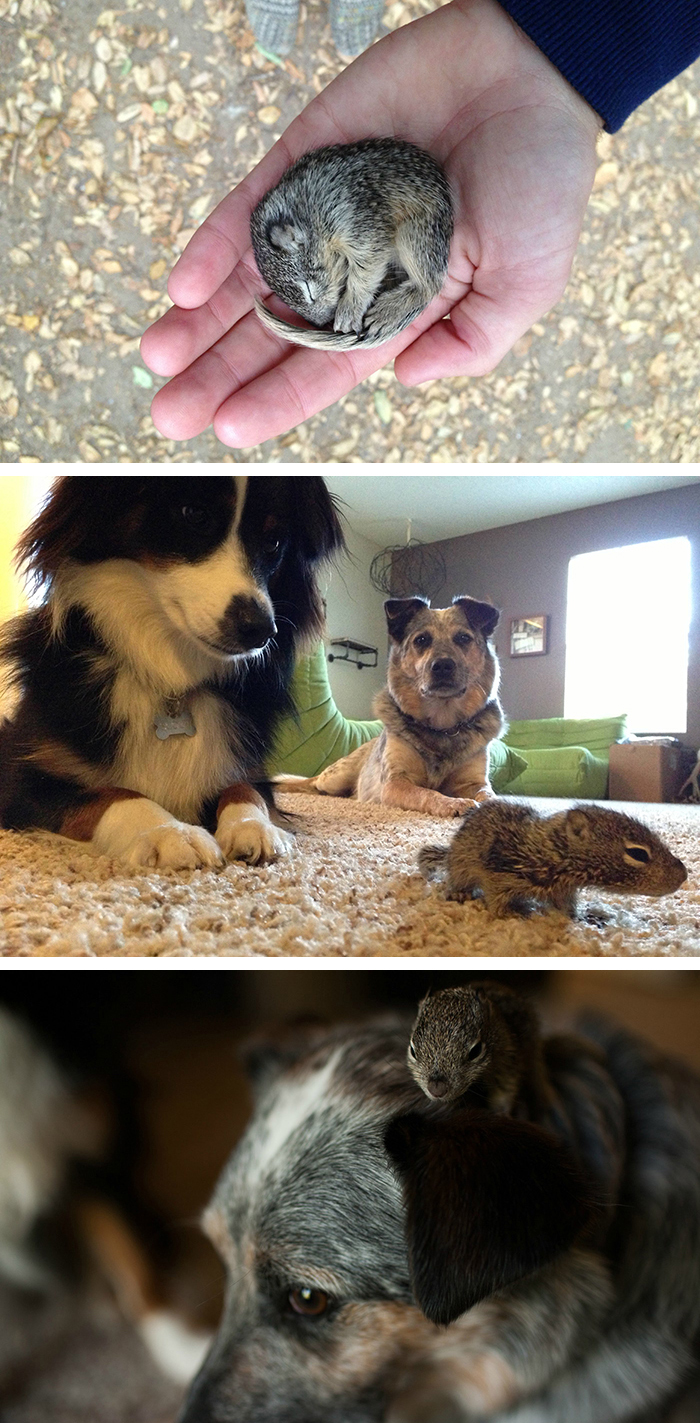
[216,595,277,654]
[426,657,464,694]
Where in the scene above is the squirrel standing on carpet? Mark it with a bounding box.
[417,801,688,920]
[407,981,549,1115]
[250,138,453,350]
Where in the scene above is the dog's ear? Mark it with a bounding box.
[15,477,142,584]
[240,1017,329,1098]
[452,597,500,640]
[287,478,346,562]
[385,1109,595,1326]
[384,598,430,642]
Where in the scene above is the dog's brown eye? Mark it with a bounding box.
[262,516,282,555]
[468,1040,484,1061]
[289,1287,329,1316]
[453,632,473,646]
[414,633,431,649]
[181,505,209,527]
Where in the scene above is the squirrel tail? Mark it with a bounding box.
[417,845,449,879]
[254,298,390,351]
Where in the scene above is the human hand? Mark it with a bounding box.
[140,0,602,448]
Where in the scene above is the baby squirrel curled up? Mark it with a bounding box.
[408,982,548,1115]
[417,800,688,920]
[250,138,453,350]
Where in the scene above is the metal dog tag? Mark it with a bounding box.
[154,708,197,740]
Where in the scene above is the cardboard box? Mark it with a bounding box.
[608,740,687,802]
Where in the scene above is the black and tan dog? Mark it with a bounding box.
[278,595,504,818]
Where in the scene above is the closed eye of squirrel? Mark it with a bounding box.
[417,801,688,920]
[250,138,453,350]
[408,981,549,1114]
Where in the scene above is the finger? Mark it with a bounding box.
[149,309,286,441]
[210,293,456,447]
[140,252,261,377]
[166,99,352,311]
[212,342,389,449]
[166,144,294,310]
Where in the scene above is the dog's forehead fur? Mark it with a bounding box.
[400,604,483,642]
[209,1022,418,1297]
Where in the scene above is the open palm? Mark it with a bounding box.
[140,0,601,448]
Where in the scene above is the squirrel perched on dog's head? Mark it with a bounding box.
[407,982,547,1115]
[250,138,453,350]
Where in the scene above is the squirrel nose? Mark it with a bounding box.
[427,1077,450,1098]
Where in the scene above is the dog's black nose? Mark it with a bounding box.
[217,596,276,653]
[430,657,456,680]
[427,1077,450,1098]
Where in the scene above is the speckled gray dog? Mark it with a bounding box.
[179,1010,700,1423]
[250,138,453,350]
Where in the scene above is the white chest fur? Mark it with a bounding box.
[109,674,243,823]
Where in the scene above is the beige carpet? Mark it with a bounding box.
[0,797,698,959]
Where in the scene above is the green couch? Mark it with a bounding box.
[502,714,629,799]
[266,644,527,791]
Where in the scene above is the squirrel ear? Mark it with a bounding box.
[564,808,593,843]
[384,598,430,642]
[268,220,307,252]
[385,1110,595,1326]
[452,597,501,640]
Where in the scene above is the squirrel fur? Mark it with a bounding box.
[250,138,453,350]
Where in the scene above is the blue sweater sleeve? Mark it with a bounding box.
[498,0,700,131]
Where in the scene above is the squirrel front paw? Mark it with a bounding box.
[333,292,371,335]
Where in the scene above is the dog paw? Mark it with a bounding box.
[126,823,224,870]
[431,795,477,818]
[216,812,294,864]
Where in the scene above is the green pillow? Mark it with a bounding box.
[503,715,627,757]
[488,738,528,792]
[503,745,609,799]
[267,644,382,777]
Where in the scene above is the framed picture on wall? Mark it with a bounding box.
[510,614,549,658]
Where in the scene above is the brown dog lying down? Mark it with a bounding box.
[278,596,505,818]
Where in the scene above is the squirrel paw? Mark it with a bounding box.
[333,292,371,335]
[362,288,422,342]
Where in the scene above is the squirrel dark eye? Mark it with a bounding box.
[180,505,210,527]
[624,843,651,863]
[408,1041,417,1059]
[289,1287,329,1317]
[468,1040,485,1061]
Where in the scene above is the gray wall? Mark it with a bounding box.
[429,484,700,747]
[322,524,388,720]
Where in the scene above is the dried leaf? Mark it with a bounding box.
[173,113,199,142]
[132,366,153,388]
[374,390,392,424]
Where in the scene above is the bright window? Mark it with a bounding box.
[564,536,691,733]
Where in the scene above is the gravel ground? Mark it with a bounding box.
[1,0,699,464]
